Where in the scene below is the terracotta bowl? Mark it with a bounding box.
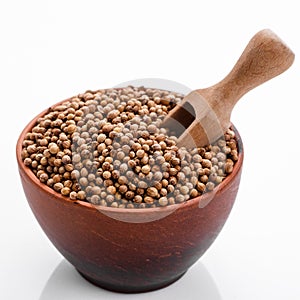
[16,100,244,293]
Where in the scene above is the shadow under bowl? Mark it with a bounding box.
[16,101,243,293]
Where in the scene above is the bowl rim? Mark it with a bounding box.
[16,93,244,215]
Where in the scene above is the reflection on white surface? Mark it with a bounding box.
[39,260,222,300]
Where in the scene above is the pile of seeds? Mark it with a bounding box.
[21,86,239,208]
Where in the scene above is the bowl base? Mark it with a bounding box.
[76,269,187,293]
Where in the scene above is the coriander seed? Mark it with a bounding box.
[22,86,238,208]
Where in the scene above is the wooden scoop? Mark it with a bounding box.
[162,29,294,148]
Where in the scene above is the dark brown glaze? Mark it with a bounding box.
[16,104,243,293]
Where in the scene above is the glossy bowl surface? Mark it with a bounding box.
[17,99,243,293]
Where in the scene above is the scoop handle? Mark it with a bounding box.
[199,29,295,110]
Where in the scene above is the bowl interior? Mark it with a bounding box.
[16,87,243,222]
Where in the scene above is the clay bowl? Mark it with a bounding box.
[16,98,243,293]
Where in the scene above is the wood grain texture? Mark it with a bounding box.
[163,29,295,148]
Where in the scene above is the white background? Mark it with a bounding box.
[1,1,300,299]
